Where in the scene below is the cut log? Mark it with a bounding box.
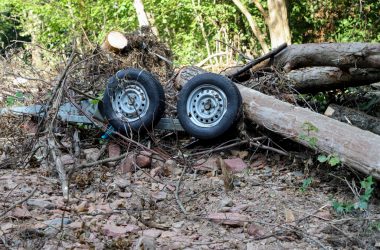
[273,43,380,72]
[324,104,380,135]
[175,66,380,179]
[101,31,128,53]
[287,67,380,93]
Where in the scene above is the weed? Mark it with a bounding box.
[317,154,341,167]
[300,177,313,193]
[299,121,319,148]
[332,176,375,214]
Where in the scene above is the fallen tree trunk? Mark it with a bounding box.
[101,31,128,53]
[324,104,380,135]
[287,67,380,93]
[175,66,380,179]
[273,43,380,72]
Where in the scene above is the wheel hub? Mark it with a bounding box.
[186,84,227,127]
[111,80,149,122]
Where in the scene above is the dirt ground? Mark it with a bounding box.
[0,134,379,249]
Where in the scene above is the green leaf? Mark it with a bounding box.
[317,155,328,163]
[328,155,341,166]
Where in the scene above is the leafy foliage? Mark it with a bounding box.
[332,176,375,214]
[1,0,379,64]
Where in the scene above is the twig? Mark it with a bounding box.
[175,164,188,214]
[68,86,97,100]
[249,141,289,156]
[0,187,37,218]
[68,152,128,177]
[215,39,253,61]
[228,43,287,79]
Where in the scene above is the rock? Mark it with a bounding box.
[219,197,234,207]
[75,201,89,213]
[113,177,131,189]
[44,218,71,235]
[118,154,136,174]
[142,229,162,238]
[68,221,84,230]
[164,159,182,176]
[118,192,132,198]
[207,212,248,226]
[194,157,219,171]
[108,142,121,158]
[61,154,75,165]
[103,224,128,237]
[45,218,71,226]
[151,191,167,201]
[231,150,249,159]
[27,199,55,210]
[224,158,248,173]
[150,166,164,177]
[172,221,185,229]
[12,206,31,219]
[83,148,100,162]
[136,151,152,168]
[247,223,265,239]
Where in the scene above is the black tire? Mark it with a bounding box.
[177,73,242,140]
[99,68,165,135]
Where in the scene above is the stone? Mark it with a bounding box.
[113,177,131,189]
[118,154,136,174]
[12,207,31,219]
[219,197,234,208]
[194,157,219,171]
[83,148,100,162]
[118,192,132,198]
[224,158,248,173]
[108,142,121,158]
[247,223,265,239]
[207,212,249,226]
[142,229,162,238]
[136,152,152,168]
[172,221,185,229]
[27,199,55,210]
[164,159,182,176]
[44,218,71,235]
[60,154,75,165]
[68,221,84,230]
[75,201,89,213]
[103,224,128,237]
[151,191,167,201]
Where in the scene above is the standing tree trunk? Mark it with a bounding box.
[133,0,150,27]
[267,0,291,48]
[233,0,270,53]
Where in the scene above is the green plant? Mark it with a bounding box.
[317,154,341,167]
[6,91,24,106]
[300,177,313,193]
[299,121,319,148]
[332,176,375,214]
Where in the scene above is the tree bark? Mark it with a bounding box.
[273,43,380,72]
[101,31,128,53]
[287,67,380,93]
[175,66,380,179]
[324,104,380,135]
[267,0,291,48]
[233,0,270,53]
[134,0,150,27]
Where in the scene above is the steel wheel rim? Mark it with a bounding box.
[111,79,149,122]
[186,84,227,128]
